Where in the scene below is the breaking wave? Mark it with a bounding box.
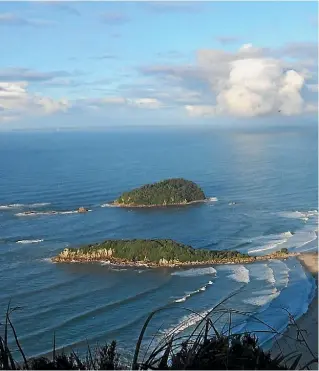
[247,231,293,255]
[174,281,214,303]
[171,267,217,277]
[0,203,50,210]
[16,239,44,244]
[268,260,290,288]
[278,209,318,220]
[15,210,91,217]
[249,264,276,285]
[228,265,250,283]
[262,264,276,285]
[164,305,217,337]
[41,258,54,264]
[243,288,280,307]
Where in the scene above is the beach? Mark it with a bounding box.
[271,252,318,370]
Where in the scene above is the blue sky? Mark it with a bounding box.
[0,1,318,129]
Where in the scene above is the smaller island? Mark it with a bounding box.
[113,178,207,207]
[52,239,296,267]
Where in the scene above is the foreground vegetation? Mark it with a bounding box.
[1,301,317,370]
[52,239,293,266]
[114,178,206,207]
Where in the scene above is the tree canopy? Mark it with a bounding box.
[114,178,206,206]
[55,239,249,264]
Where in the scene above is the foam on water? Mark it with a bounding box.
[0,204,23,210]
[282,231,293,238]
[0,203,50,210]
[111,268,128,272]
[174,296,188,303]
[242,258,316,348]
[101,203,117,208]
[41,258,54,264]
[171,267,217,277]
[247,231,293,255]
[16,239,44,244]
[174,281,213,303]
[243,288,280,307]
[249,264,276,285]
[278,209,318,220]
[164,308,212,337]
[227,265,250,283]
[268,260,290,288]
[15,210,91,217]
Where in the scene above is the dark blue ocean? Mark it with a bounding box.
[0,124,318,360]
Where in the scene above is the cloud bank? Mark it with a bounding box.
[0,82,69,123]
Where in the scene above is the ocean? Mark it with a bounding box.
[0,124,318,360]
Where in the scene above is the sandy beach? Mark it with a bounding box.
[271,252,318,370]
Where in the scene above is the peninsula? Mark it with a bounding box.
[113,178,206,207]
[52,239,296,267]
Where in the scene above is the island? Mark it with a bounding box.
[113,178,206,207]
[52,239,296,267]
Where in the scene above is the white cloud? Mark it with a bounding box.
[127,98,162,109]
[140,42,317,118]
[75,96,163,112]
[185,44,316,117]
[185,105,217,117]
[0,81,69,123]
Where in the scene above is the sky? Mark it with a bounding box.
[0,1,318,129]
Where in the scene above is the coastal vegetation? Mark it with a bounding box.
[53,239,249,265]
[52,238,293,266]
[113,178,206,207]
[1,300,315,370]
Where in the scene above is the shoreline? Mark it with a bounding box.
[111,198,214,208]
[270,252,318,369]
[52,251,299,267]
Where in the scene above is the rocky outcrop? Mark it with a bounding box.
[52,247,298,267]
[78,207,89,213]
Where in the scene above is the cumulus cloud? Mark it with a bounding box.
[140,42,317,117]
[211,57,308,116]
[0,81,69,123]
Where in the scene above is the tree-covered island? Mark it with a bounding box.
[113,178,206,207]
[52,239,295,267]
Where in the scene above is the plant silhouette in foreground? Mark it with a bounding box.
[0,300,318,370]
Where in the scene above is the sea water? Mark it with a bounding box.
[0,124,317,358]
